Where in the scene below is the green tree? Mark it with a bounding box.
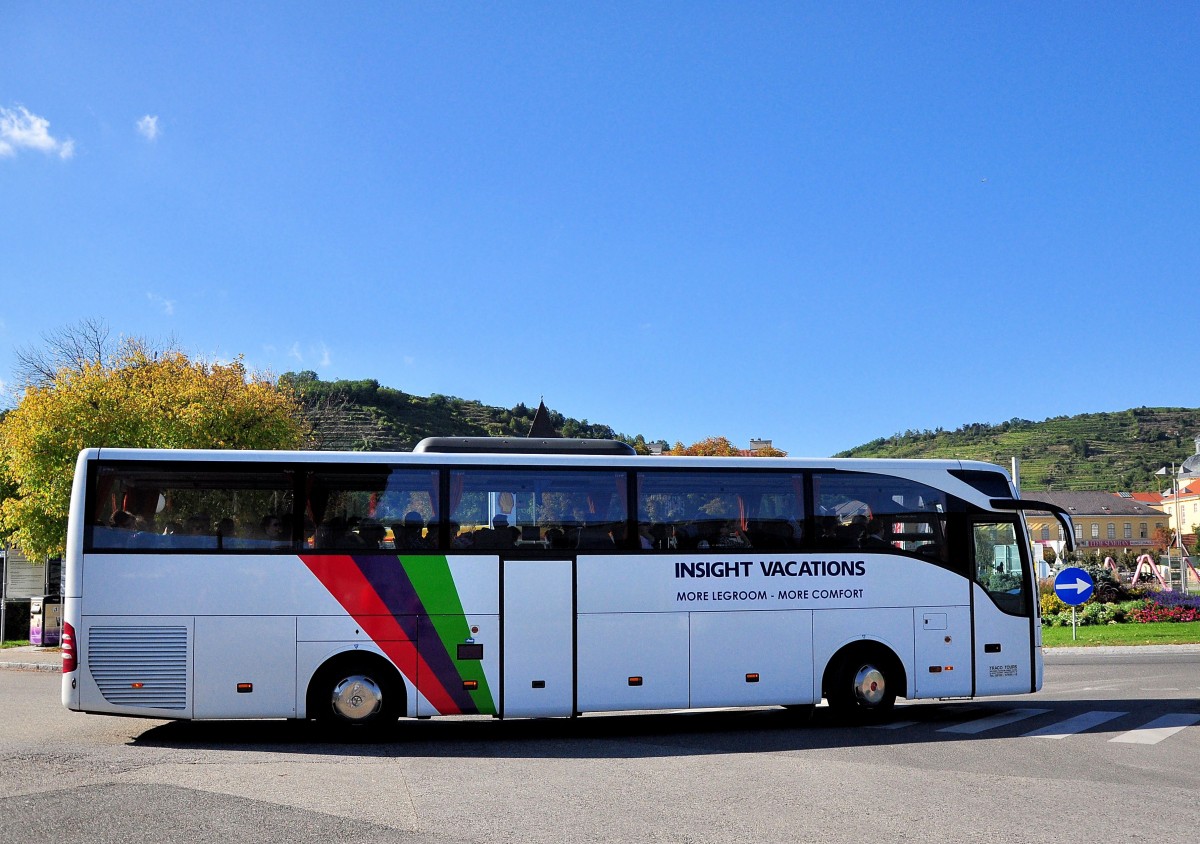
[0,339,307,560]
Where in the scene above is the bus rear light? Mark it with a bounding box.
[61,621,76,673]
[628,676,643,687]
[745,673,760,683]
[131,683,145,689]
[463,680,478,691]
[237,683,253,693]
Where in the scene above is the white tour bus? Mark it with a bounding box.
[61,438,1075,728]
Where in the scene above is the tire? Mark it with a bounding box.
[825,649,899,723]
[308,656,402,734]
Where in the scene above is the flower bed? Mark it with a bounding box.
[1039,575,1200,626]
[1127,589,1200,623]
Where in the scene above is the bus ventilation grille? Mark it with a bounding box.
[89,626,188,710]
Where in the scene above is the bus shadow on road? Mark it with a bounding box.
[131,696,1195,758]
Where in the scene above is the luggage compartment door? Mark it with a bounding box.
[502,559,574,717]
[913,606,972,698]
[690,610,814,708]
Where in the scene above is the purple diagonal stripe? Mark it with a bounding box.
[352,554,478,714]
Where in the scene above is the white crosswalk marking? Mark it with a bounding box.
[1110,713,1200,745]
[938,707,1050,735]
[1023,710,1126,739]
[855,707,1197,746]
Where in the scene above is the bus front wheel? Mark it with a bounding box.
[308,656,402,733]
[825,648,899,722]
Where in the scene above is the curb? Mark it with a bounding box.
[1045,643,1200,656]
[0,661,60,673]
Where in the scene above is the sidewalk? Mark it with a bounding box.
[0,646,62,673]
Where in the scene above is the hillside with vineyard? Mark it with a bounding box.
[283,372,654,453]
[835,407,1200,491]
[285,373,1198,492]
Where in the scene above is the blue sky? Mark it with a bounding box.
[2,4,1197,455]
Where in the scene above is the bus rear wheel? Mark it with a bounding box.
[825,649,899,723]
[309,656,402,734]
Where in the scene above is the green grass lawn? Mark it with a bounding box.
[1042,621,1200,647]
[0,640,32,649]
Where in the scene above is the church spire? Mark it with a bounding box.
[527,399,560,438]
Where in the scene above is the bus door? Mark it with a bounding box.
[501,558,574,717]
[970,520,1036,695]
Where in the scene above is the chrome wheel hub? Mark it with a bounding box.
[852,665,886,706]
[331,674,383,721]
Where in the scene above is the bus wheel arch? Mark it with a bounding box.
[306,651,406,731]
[822,641,906,722]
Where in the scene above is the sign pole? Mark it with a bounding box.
[1,546,7,643]
[1054,567,1094,644]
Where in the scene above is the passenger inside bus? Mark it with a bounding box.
[860,518,889,548]
[259,514,285,544]
[575,522,615,549]
[392,511,432,550]
[470,515,517,550]
[357,518,387,548]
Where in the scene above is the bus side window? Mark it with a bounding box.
[306,467,439,553]
[812,471,952,561]
[636,471,805,553]
[448,468,628,553]
[86,464,298,554]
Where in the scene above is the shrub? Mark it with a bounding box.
[1079,602,1105,625]
[1105,604,1128,624]
[1079,563,1126,603]
[1040,592,1068,617]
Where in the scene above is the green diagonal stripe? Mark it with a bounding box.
[400,555,496,715]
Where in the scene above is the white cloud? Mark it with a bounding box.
[0,105,75,159]
[146,292,175,316]
[285,341,333,369]
[136,114,160,141]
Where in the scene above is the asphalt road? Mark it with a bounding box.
[2,650,1198,844]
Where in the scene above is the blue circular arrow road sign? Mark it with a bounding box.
[1054,566,1095,606]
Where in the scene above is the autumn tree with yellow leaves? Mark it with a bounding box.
[0,336,307,560]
